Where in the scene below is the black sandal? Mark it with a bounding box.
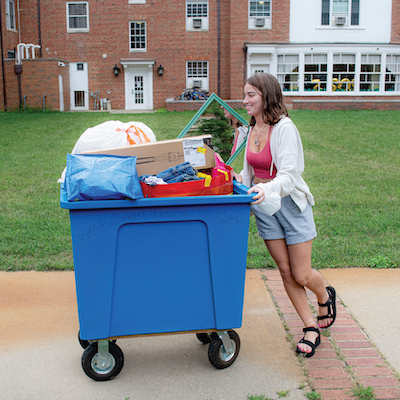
[296,326,321,358]
[317,286,337,329]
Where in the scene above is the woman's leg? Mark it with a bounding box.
[286,241,332,328]
[265,239,319,353]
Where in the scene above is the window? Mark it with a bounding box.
[321,0,359,26]
[74,91,85,107]
[134,76,144,104]
[186,61,209,89]
[360,54,380,91]
[304,54,327,91]
[5,0,16,30]
[77,63,84,71]
[385,55,400,92]
[7,50,16,59]
[332,54,355,91]
[249,0,271,29]
[277,55,299,92]
[130,21,146,51]
[67,2,89,32]
[186,1,208,30]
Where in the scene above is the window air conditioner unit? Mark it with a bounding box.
[335,16,346,25]
[254,18,265,27]
[193,80,202,88]
[193,19,202,28]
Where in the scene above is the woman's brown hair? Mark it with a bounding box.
[246,73,289,126]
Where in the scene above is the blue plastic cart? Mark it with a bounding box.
[60,181,253,381]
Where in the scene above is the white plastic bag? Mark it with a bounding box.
[58,120,156,183]
[70,120,156,154]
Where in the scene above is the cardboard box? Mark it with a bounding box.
[84,135,215,176]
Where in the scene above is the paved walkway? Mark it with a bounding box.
[1,268,400,400]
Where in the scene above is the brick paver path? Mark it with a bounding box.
[262,269,400,400]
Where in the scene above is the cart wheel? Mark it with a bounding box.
[78,330,116,349]
[208,330,240,369]
[196,333,211,344]
[81,342,124,381]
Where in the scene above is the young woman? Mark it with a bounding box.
[234,73,337,357]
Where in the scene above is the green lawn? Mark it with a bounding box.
[0,109,399,270]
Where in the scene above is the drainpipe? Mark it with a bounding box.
[15,64,23,109]
[243,46,247,85]
[37,0,42,58]
[0,0,8,111]
[217,0,220,96]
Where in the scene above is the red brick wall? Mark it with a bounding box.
[3,59,70,111]
[0,0,398,112]
[229,0,291,99]
[291,97,400,111]
[166,99,245,112]
[15,0,291,109]
[391,0,400,43]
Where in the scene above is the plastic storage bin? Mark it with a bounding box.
[60,181,253,380]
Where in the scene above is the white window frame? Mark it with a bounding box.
[186,0,209,31]
[186,61,209,90]
[129,21,147,52]
[5,0,16,31]
[129,0,146,3]
[277,55,299,93]
[332,53,356,92]
[249,0,271,30]
[66,2,89,33]
[385,55,400,92]
[360,54,381,92]
[304,54,328,92]
[320,0,360,28]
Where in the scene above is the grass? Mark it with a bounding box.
[349,384,376,400]
[0,109,399,270]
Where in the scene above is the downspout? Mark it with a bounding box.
[37,0,42,57]
[243,46,247,85]
[0,0,8,111]
[17,0,20,43]
[217,0,220,96]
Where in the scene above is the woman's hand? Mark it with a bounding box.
[247,186,265,204]
[233,171,243,183]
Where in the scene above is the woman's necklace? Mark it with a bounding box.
[254,123,268,146]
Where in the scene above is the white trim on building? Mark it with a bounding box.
[246,43,400,95]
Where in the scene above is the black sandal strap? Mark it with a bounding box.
[302,326,319,334]
[317,286,337,328]
[298,338,317,348]
[318,298,333,307]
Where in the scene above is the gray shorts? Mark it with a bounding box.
[251,195,317,245]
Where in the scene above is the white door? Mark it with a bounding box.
[69,62,89,111]
[58,75,64,112]
[125,69,153,110]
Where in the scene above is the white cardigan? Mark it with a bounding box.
[240,116,315,215]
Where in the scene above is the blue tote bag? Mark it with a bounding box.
[65,154,144,201]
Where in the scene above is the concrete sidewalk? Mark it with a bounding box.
[0,268,399,400]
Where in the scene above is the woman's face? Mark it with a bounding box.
[243,83,264,118]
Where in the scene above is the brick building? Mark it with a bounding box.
[1,0,400,112]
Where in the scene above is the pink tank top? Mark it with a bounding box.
[246,126,277,179]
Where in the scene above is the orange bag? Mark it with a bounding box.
[140,164,233,198]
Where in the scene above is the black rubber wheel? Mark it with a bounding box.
[81,342,124,381]
[208,330,240,369]
[196,333,212,344]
